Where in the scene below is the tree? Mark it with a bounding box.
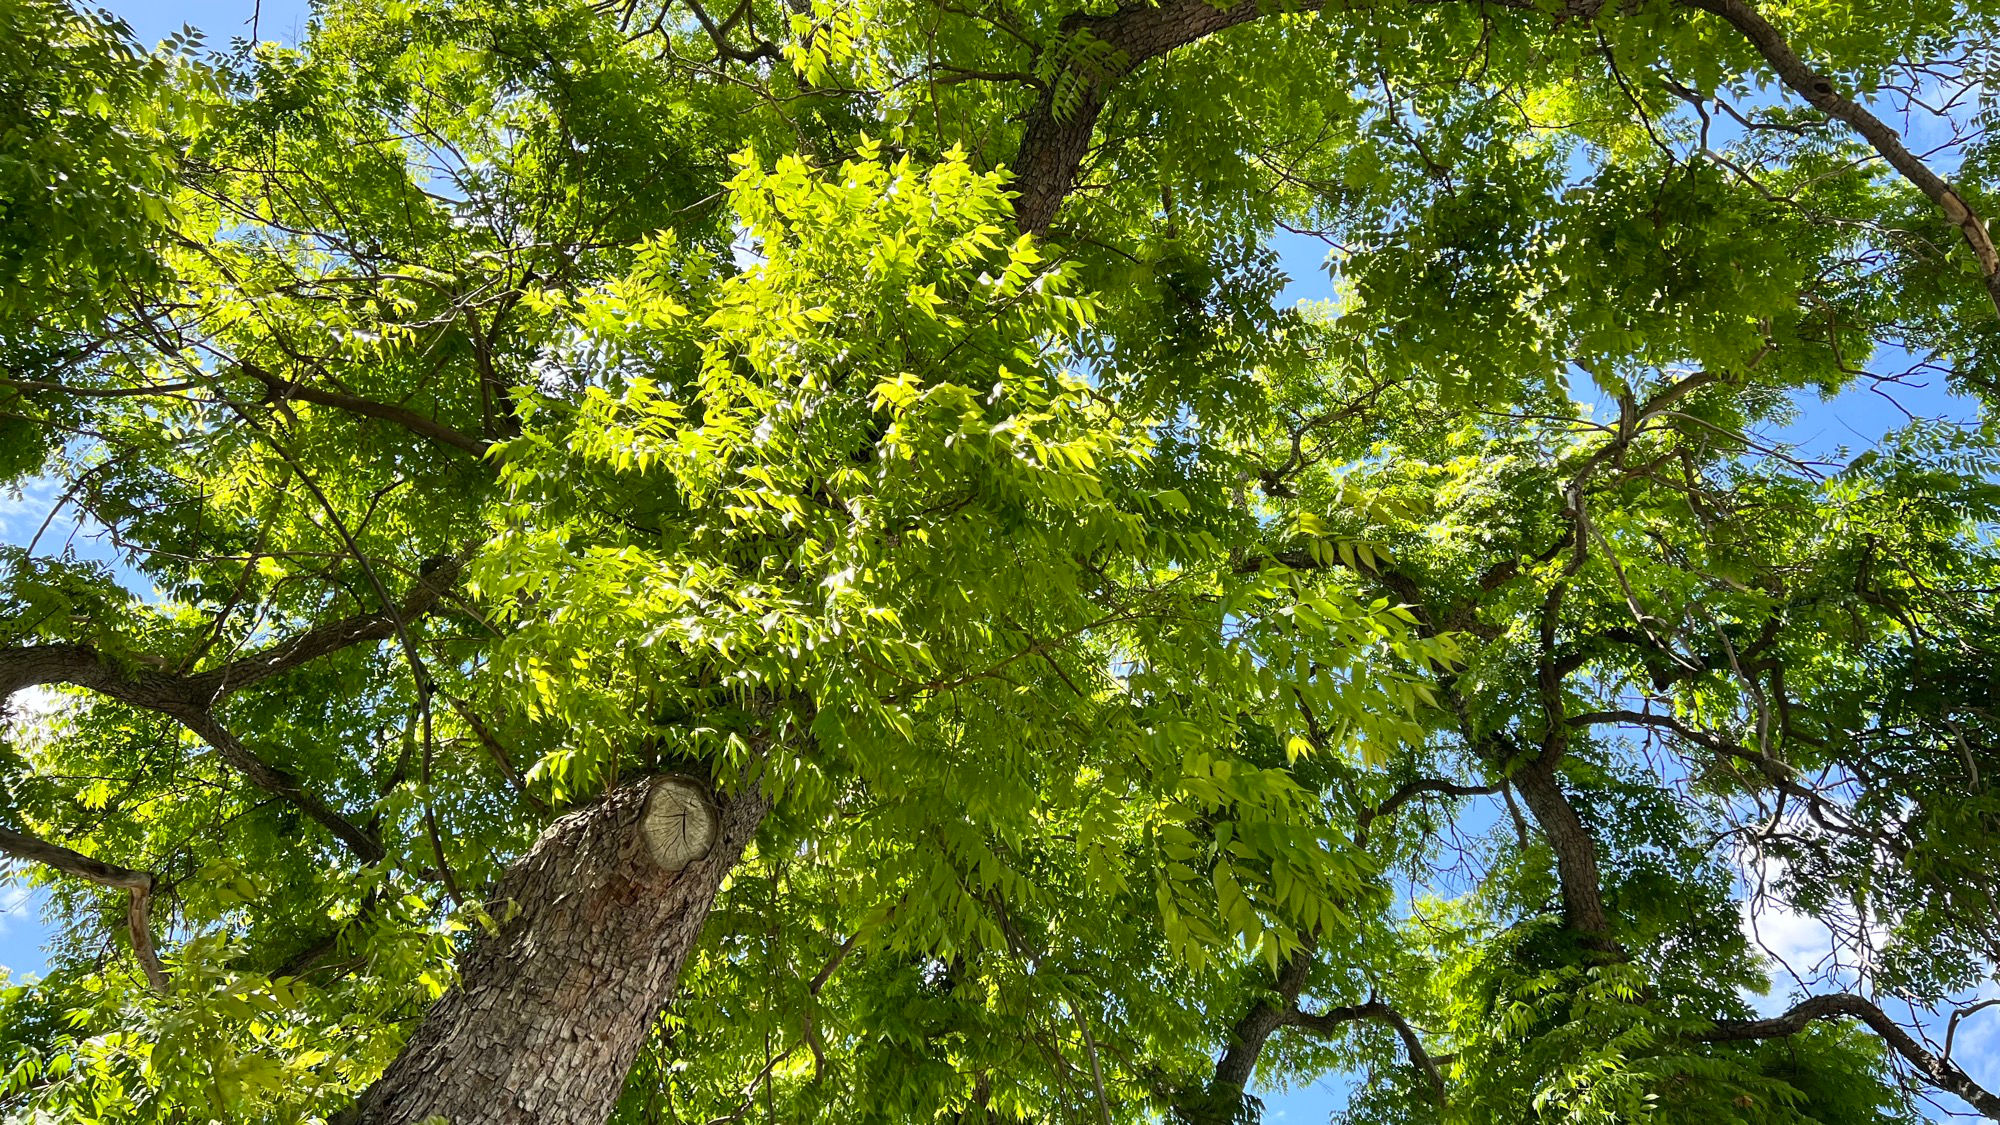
[1,0,1998,1119]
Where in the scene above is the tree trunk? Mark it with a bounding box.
[1509,760,1621,957]
[1178,948,1313,1125]
[343,775,770,1125]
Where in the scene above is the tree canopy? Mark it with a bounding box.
[1,0,1998,1119]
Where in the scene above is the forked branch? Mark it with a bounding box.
[1289,997,1446,1098]
[0,560,461,865]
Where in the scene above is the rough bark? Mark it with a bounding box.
[1008,0,1537,233]
[1012,0,1326,234]
[1012,80,1106,237]
[1509,759,1620,956]
[342,775,769,1125]
[1188,946,1314,1124]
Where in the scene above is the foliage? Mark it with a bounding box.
[1,0,1998,1120]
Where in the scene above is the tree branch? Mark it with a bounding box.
[1356,776,1504,841]
[1288,997,1445,1099]
[1509,757,1621,955]
[1676,0,2000,315]
[1011,0,1999,323]
[188,556,464,701]
[1701,993,2000,1119]
[1008,0,1528,233]
[1569,707,1908,860]
[0,825,169,993]
[0,558,463,706]
[0,562,461,865]
[170,708,387,864]
[238,361,493,458]
[1184,945,1314,1125]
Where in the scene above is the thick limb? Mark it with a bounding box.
[341,775,770,1125]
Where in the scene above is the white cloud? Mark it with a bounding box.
[1948,981,2000,1088]
[1736,841,1887,1011]
[0,475,64,542]
[1745,896,1838,971]
[0,885,33,939]
[1735,834,2000,1114]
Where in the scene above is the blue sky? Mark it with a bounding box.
[0,2,1990,1119]
[0,0,302,990]
[114,0,311,49]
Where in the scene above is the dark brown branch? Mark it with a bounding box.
[238,361,493,457]
[809,930,861,997]
[1510,757,1621,955]
[1663,77,1818,137]
[0,563,461,865]
[1701,993,2000,1119]
[171,709,387,864]
[1288,998,1444,1099]
[187,556,464,701]
[1570,708,1911,859]
[1184,946,1314,1125]
[1010,0,1997,325]
[0,645,192,711]
[438,691,548,814]
[1676,0,2000,315]
[0,825,169,993]
[1012,0,1344,233]
[684,0,783,64]
[0,559,463,705]
[1008,0,1533,233]
[1357,776,1504,841]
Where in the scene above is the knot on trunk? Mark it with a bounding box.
[640,775,719,874]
